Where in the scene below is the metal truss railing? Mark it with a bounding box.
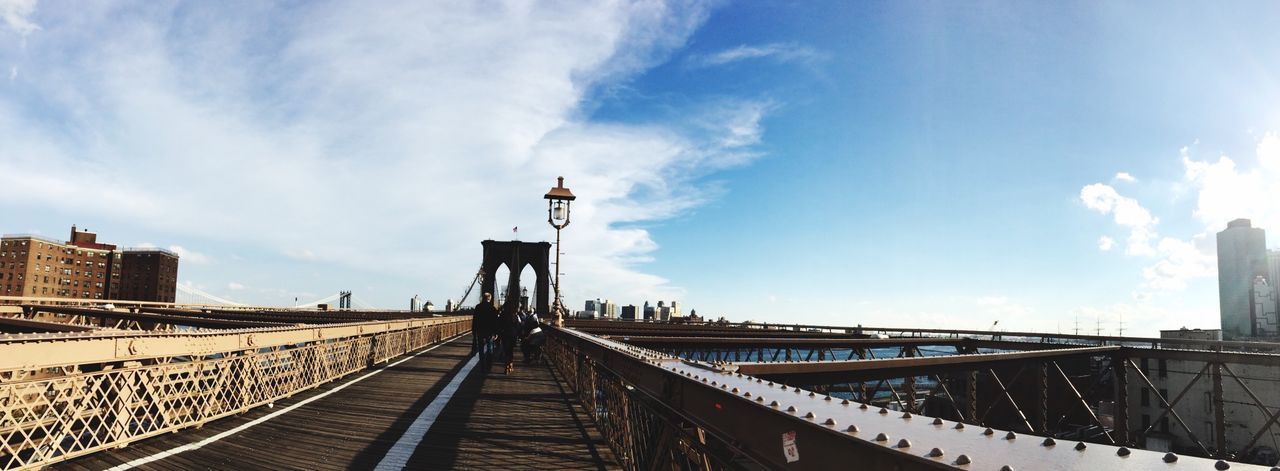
[0,316,469,470]
[547,332,746,470]
[551,323,1273,470]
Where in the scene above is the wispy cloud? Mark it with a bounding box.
[1113,172,1136,183]
[688,42,823,68]
[0,0,40,37]
[1079,183,1158,256]
[1097,236,1115,251]
[1083,132,1280,295]
[168,245,210,264]
[0,1,756,306]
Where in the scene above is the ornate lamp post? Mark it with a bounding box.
[544,176,575,320]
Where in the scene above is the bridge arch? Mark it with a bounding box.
[479,240,551,318]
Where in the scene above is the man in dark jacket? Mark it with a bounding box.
[472,293,498,365]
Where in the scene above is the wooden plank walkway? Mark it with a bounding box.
[58,335,618,470]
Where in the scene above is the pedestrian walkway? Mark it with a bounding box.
[58,335,619,470]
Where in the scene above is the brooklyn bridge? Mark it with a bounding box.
[4,292,1280,470]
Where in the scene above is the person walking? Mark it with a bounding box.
[498,298,519,374]
[472,293,498,365]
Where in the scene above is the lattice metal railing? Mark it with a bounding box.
[546,334,746,471]
[0,317,469,470]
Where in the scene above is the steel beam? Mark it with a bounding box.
[0,316,100,333]
[732,347,1118,384]
[0,315,471,371]
[26,305,292,329]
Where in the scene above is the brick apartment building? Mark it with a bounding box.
[118,249,179,302]
[0,226,179,303]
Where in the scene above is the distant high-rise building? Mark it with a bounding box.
[656,300,671,321]
[1269,250,1280,311]
[670,301,681,319]
[621,305,637,321]
[1217,219,1268,339]
[601,299,618,319]
[1252,277,1278,336]
[643,301,654,321]
[585,299,600,317]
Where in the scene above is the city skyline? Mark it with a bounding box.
[3,2,1280,335]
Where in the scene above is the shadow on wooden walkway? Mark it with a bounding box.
[57,335,618,470]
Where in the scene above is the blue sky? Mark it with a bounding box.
[2,1,1279,335]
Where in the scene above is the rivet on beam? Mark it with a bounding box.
[1005,431,1016,440]
[901,412,912,419]
[879,408,889,415]
[1041,437,1055,447]
[1116,447,1131,456]
[1214,460,1230,470]
[874,433,889,442]
[1074,442,1087,451]
[953,423,965,430]
[932,417,944,426]
[982,428,994,436]
[1163,453,1178,463]
[846,424,859,433]
[824,418,836,426]
[896,438,911,448]
[927,448,943,458]
[804,412,815,419]
[955,455,971,465]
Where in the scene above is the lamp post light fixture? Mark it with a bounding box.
[544,176,576,319]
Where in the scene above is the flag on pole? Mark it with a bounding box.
[513,226,518,233]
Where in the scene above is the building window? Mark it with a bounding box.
[1142,414,1151,430]
[1158,389,1168,408]
[1140,358,1150,375]
[1158,359,1167,378]
[1141,388,1150,407]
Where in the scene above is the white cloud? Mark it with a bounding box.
[227,282,244,291]
[1098,236,1116,251]
[1113,172,1136,183]
[689,42,823,67]
[1180,143,1280,232]
[1258,132,1280,173]
[1079,183,1158,255]
[0,2,759,307]
[167,245,210,264]
[1084,133,1280,296]
[1140,235,1216,291]
[0,0,39,36]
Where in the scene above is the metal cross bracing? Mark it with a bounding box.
[0,305,471,470]
[546,325,1270,470]
[573,320,1280,467]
